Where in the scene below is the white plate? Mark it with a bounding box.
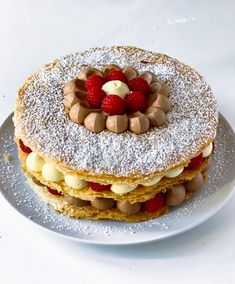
[0,113,235,245]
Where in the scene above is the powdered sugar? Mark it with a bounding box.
[14,46,218,177]
[0,114,234,244]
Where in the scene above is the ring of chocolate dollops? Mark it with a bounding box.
[63,64,171,134]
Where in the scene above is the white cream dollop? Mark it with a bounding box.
[64,175,88,190]
[165,166,184,178]
[202,143,213,157]
[141,175,163,187]
[26,152,45,172]
[111,184,138,194]
[42,163,64,182]
[101,80,130,99]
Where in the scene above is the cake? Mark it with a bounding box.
[13,46,218,222]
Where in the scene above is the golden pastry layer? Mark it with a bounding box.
[18,147,210,203]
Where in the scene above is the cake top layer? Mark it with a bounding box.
[14,46,218,178]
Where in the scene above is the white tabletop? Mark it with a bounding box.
[0,0,235,283]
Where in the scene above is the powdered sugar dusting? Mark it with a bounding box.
[0,114,234,244]
[14,46,218,177]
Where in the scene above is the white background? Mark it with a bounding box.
[0,0,235,283]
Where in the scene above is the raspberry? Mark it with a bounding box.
[86,88,106,108]
[105,70,128,84]
[89,182,111,192]
[102,95,125,115]
[128,77,150,95]
[186,154,204,170]
[143,193,165,213]
[47,187,62,196]
[85,75,105,90]
[124,91,146,112]
[19,139,32,154]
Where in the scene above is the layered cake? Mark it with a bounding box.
[13,46,218,222]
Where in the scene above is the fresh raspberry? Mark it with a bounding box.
[124,91,147,112]
[186,154,204,170]
[85,75,105,90]
[105,70,128,84]
[47,187,62,196]
[89,182,111,192]
[86,88,106,108]
[128,77,150,95]
[19,139,32,154]
[101,95,125,115]
[143,193,165,213]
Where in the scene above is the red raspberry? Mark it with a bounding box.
[89,182,111,192]
[85,75,105,90]
[128,77,150,95]
[19,139,32,154]
[186,154,204,170]
[124,91,147,112]
[105,70,128,84]
[102,95,125,115]
[86,88,106,108]
[143,193,165,213]
[47,187,62,196]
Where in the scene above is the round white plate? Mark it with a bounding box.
[0,113,235,245]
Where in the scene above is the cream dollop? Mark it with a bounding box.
[202,143,213,157]
[111,184,138,194]
[101,80,129,99]
[26,152,45,172]
[64,175,88,190]
[42,163,64,182]
[141,175,163,187]
[165,166,184,178]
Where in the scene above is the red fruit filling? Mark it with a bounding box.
[47,187,62,196]
[143,192,165,213]
[212,141,215,152]
[19,139,32,154]
[89,182,111,192]
[186,154,204,170]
